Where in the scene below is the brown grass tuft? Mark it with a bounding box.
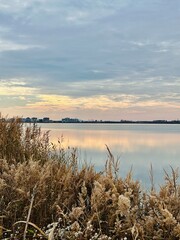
[0,115,179,239]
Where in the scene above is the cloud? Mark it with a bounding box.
[130,40,180,55]
[23,91,179,115]
[0,78,38,95]
[0,0,132,28]
[26,94,131,111]
[0,0,45,14]
[0,38,41,52]
[0,0,180,120]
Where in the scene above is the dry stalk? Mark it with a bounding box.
[170,165,178,197]
[23,184,37,240]
[149,164,155,193]
[105,145,120,180]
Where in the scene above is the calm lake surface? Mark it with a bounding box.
[40,123,180,189]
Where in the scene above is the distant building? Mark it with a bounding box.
[42,117,50,123]
[62,117,80,123]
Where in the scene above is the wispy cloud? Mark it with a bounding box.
[0,78,38,95]
[23,91,180,114]
[0,38,41,52]
[130,40,180,55]
[0,0,131,27]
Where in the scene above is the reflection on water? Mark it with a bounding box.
[40,123,180,189]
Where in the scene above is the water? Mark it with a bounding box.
[40,123,180,190]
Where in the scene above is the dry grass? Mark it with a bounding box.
[0,115,180,239]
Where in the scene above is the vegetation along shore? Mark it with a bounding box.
[0,115,180,239]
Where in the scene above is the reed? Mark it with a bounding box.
[0,115,179,239]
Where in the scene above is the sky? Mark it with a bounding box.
[0,0,180,120]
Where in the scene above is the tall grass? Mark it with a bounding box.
[0,114,50,164]
[0,115,180,239]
